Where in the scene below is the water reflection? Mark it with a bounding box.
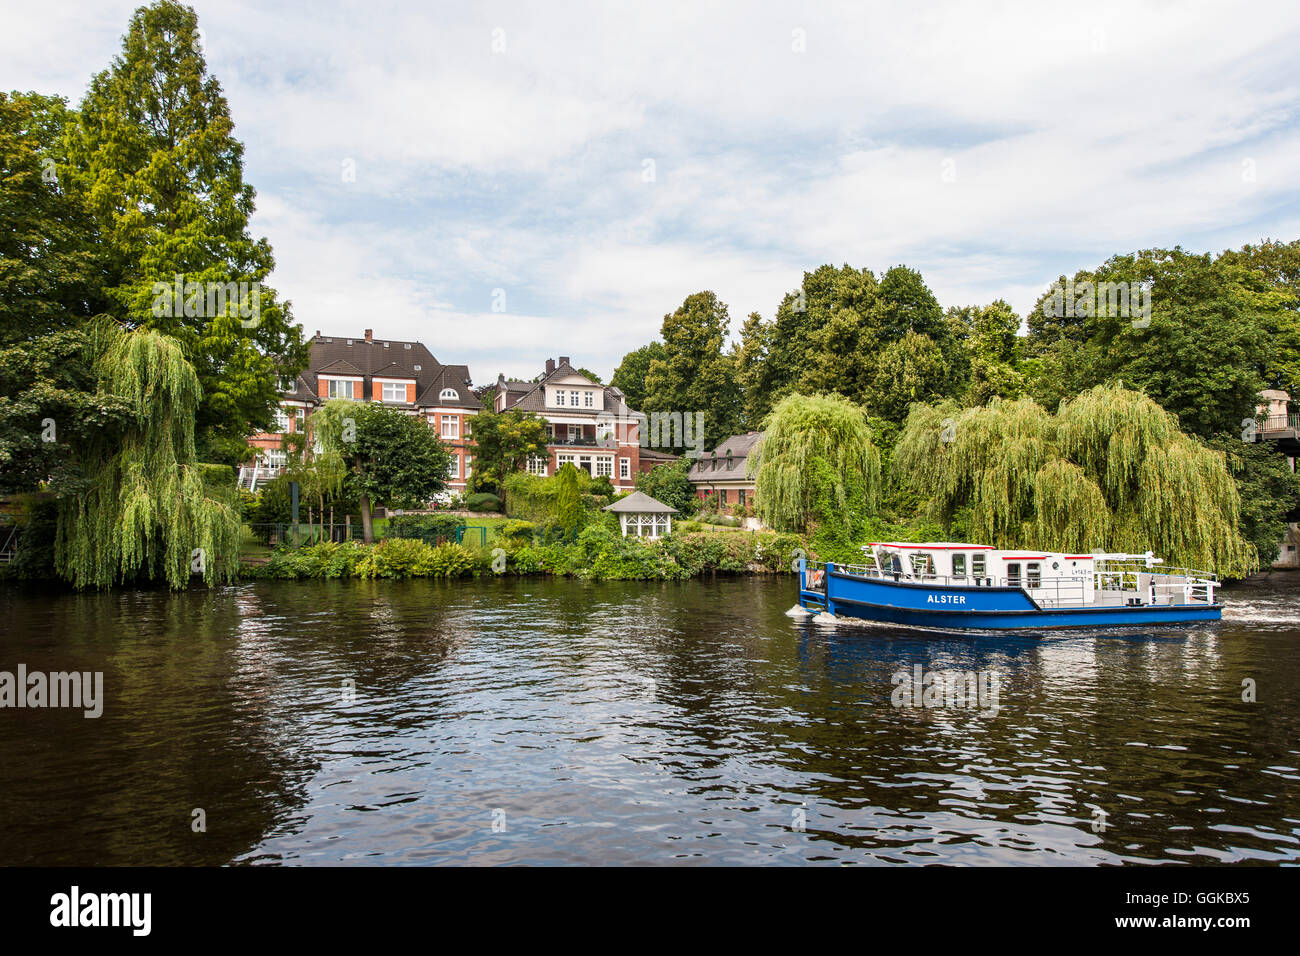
[0,574,1296,865]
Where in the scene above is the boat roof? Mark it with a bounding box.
[868,542,994,550]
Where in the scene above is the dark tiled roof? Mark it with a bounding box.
[688,431,764,480]
[416,365,481,408]
[498,358,642,419]
[638,447,679,462]
[291,333,475,409]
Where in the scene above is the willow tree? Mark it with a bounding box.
[55,324,241,588]
[893,384,1255,576]
[752,392,882,560]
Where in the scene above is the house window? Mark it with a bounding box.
[441,415,459,439]
[619,458,630,480]
[382,381,407,402]
[583,391,594,408]
[274,408,291,432]
[953,553,967,577]
[278,376,294,392]
[464,455,472,478]
[719,489,728,505]
[440,388,458,401]
[596,457,613,477]
[527,455,548,476]
[1027,562,1041,588]
[554,390,566,406]
[972,553,986,577]
[727,453,734,470]
[450,455,460,479]
[260,449,286,470]
[568,424,582,441]
[570,390,580,406]
[328,379,355,399]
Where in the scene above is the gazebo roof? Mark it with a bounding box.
[602,491,678,514]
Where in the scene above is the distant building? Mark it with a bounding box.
[688,431,763,511]
[244,329,480,492]
[493,357,646,490]
[603,490,677,538]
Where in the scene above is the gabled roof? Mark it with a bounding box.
[498,358,644,418]
[688,431,764,480]
[417,364,479,408]
[370,362,418,379]
[316,359,365,376]
[603,491,678,514]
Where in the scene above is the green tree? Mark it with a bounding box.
[950,300,1029,406]
[752,392,882,561]
[54,324,241,589]
[0,91,130,494]
[610,341,665,412]
[65,0,307,464]
[892,384,1256,576]
[1200,435,1300,566]
[464,407,550,495]
[312,400,453,543]
[869,330,951,422]
[644,291,742,450]
[634,457,697,515]
[1026,244,1300,433]
[554,462,585,535]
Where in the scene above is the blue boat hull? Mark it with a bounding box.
[800,568,1222,630]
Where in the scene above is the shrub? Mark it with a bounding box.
[499,519,536,543]
[387,513,465,543]
[466,492,502,513]
[700,512,741,528]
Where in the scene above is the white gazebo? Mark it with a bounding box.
[603,491,678,538]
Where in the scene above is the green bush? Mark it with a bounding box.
[499,519,536,543]
[700,513,741,528]
[466,492,502,513]
[387,513,465,542]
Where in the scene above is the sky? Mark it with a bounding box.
[5,0,1300,385]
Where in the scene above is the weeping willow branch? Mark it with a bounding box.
[54,324,240,589]
[893,384,1255,576]
[752,392,881,557]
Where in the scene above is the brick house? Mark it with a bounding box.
[244,329,480,492]
[687,431,764,511]
[493,357,647,490]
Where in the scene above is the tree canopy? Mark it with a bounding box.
[752,392,881,560]
[892,384,1256,576]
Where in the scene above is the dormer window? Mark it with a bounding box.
[382,381,408,402]
[727,452,734,470]
[440,388,458,401]
[413,364,421,371]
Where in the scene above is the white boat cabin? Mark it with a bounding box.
[858,541,1217,608]
[865,541,1100,604]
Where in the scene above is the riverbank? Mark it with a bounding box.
[238,526,807,581]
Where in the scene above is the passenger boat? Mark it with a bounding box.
[795,542,1222,630]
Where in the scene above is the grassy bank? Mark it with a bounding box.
[239,525,807,581]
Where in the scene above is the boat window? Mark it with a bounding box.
[972,553,986,576]
[911,553,933,575]
[952,553,967,576]
[1007,562,1021,585]
[1027,562,1041,588]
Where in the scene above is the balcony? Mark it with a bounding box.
[550,435,616,448]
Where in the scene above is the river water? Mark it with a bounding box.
[1,574,1297,866]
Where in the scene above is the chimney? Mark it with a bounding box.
[545,358,555,375]
[314,329,321,338]
[559,355,570,367]
[364,329,373,343]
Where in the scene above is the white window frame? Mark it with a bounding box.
[554,390,566,406]
[464,455,472,478]
[327,378,355,399]
[382,381,407,402]
[440,388,458,401]
[440,415,459,439]
[619,458,630,480]
[596,457,613,477]
[570,390,580,406]
[274,408,291,432]
[583,390,594,408]
[450,455,460,479]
